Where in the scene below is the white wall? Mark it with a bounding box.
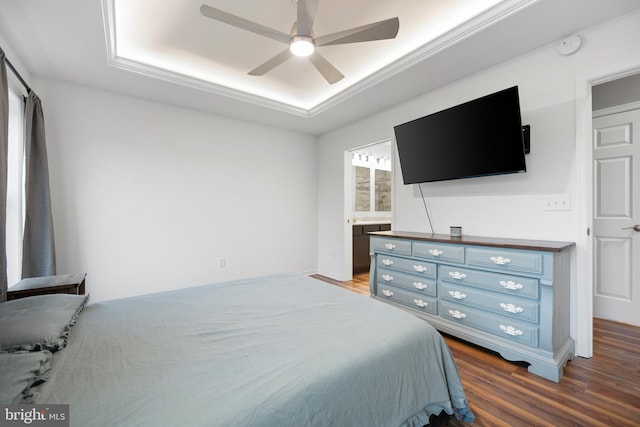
[317,11,640,354]
[35,79,318,302]
[316,45,582,276]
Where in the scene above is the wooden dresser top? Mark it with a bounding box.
[369,231,575,253]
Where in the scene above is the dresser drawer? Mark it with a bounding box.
[370,237,412,256]
[439,301,539,347]
[466,247,543,275]
[376,254,437,278]
[413,241,465,263]
[377,268,437,297]
[439,282,539,323]
[377,285,437,315]
[439,265,539,299]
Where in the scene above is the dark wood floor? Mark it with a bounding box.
[312,273,640,427]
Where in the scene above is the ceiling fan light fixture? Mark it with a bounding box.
[290,36,315,57]
[199,3,399,84]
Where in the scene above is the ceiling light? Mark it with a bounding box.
[290,36,315,57]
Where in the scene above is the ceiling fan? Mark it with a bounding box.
[200,0,400,84]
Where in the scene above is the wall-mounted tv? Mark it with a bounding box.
[393,86,527,184]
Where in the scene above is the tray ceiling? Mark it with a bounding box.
[104,0,519,115]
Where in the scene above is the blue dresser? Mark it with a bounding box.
[369,231,575,382]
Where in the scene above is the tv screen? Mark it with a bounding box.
[393,86,526,184]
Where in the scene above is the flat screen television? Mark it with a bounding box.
[393,86,527,184]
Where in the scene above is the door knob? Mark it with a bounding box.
[621,224,640,232]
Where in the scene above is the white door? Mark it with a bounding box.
[592,108,640,326]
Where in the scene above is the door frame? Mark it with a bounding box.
[576,66,640,358]
[591,104,640,325]
[343,139,394,281]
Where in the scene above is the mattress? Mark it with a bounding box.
[33,273,474,426]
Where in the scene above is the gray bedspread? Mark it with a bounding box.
[35,273,473,426]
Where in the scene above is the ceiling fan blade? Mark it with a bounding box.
[248,49,293,76]
[200,4,290,44]
[308,52,344,84]
[315,17,399,46]
[296,0,319,37]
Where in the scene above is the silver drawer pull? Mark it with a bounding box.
[381,289,394,297]
[491,256,511,265]
[413,299,429,308]
[448,271,466,280]
[499,280,524,290]
[384,243,396,250]
[449,290,467,300]
[500,303,524,313]
[448,309,467,319]
[381,259,394,266]
[428,249,443,256]
[381,274,394,282]
[500,325,524,336]
[413,282,428,290]
[413,265,428,273]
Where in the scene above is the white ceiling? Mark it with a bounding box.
[1,0,640,135]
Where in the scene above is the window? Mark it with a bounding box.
[5,86,25,287]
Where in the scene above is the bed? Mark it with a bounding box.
[1,273,474,426]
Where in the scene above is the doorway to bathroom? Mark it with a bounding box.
[346,140,393,278]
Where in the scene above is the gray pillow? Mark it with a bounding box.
[0,351,51,403]
[0,293,89,352]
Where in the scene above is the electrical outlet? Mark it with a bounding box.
[544,196,571,211]
[218,257,226,267]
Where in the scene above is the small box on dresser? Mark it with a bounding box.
[369,231,575,382]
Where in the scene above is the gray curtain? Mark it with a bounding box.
[22,91,56,278]
[0,49,8,300]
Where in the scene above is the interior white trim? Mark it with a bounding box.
[100,0,117,58]
[343,151,354,282]
[111,56,313,117]
[593,100,640,118]
[575,77,594,358]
